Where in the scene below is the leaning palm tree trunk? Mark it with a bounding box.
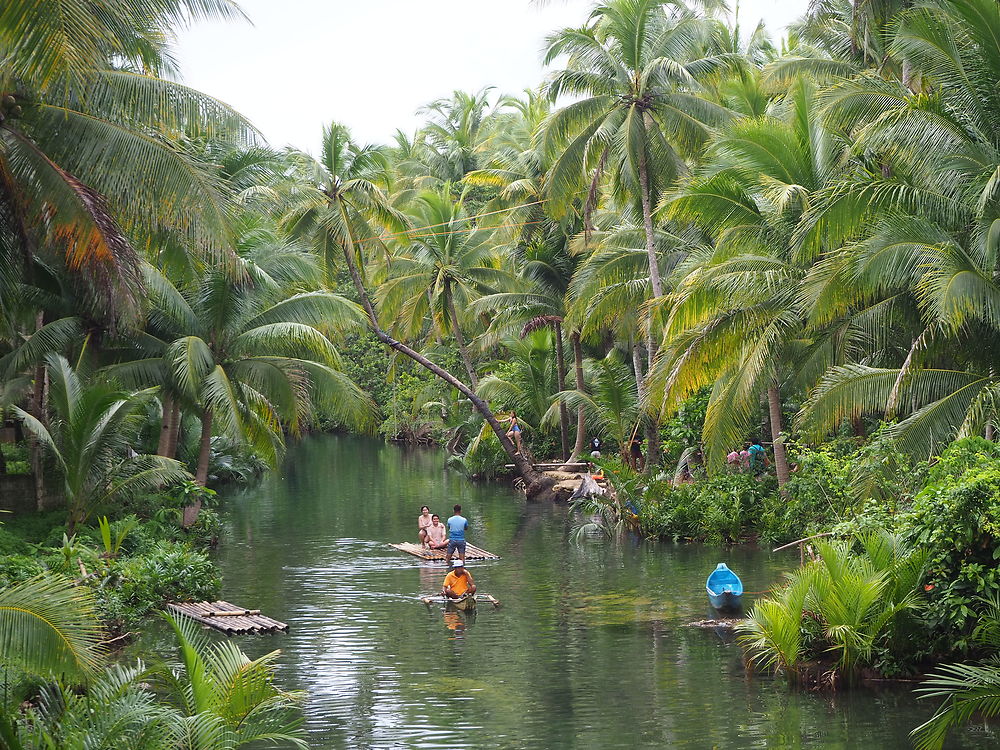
[767,383,790,488]
[341,245,554,500]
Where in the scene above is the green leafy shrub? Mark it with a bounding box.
[0,554,46,587]
[102,541,220,628]
[891,438,1000,651]
[0,525,30,556]
[640,473,774,544]
[739,531,927,684]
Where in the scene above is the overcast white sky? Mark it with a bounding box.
[174,0,807,153]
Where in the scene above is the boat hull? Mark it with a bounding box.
[446,594,477,611]
[707,590,743,611]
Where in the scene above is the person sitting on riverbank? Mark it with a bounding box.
[446,504,468,564]
[442,560,476,599]
[417,505,433,546]
[426,513,447,549]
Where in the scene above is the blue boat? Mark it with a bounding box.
[706,563,744,611]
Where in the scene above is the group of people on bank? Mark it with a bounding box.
[418,504,476,600]
[726,439,770,475]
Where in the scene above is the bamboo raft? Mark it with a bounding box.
[389,542,500,561]
[167,600,288,635]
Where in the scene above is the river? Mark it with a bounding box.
[200,436,988,748]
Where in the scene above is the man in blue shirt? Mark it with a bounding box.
[446,504,469,565]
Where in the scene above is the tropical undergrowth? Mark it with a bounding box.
[0,482,222,635]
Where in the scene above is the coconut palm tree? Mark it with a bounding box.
[467,90,589,460]
[476,330,560,443]
[284,123,557,499]
[14,354,189,531]
[547,350,640,456]
[416,88,497,182]
[376,187,520,388]
[542,0,734,303]
[0,0,255,321]
[794,0,1000,455]
[0,574,103,746]
[652,77,844,485]
[154,613,307,749]
[113,256,374,499]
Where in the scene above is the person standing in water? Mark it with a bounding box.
[446,504,469,565]
[417,505,433,546]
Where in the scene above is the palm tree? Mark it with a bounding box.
[284,123,557,499]
[0,574,104,746]
[542,0,733,303]
[14,354,189,531]
[1,590,306,750]
[652,77,844,484]
[417,88,496,182]
[476,330,560,444]
[467,90,588,460]
[0,0,255,321]
[547,350,640,456]
[376,187,519,388]
[115,256,374,499]
[155,613,307,749]
[794,0,1000,456]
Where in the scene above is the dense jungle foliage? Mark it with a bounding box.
[4,0,1000,745]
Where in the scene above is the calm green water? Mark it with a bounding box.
[203,436,988,749]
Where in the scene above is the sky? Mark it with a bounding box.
[174,0,807,153]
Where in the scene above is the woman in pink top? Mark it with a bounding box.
[417,505,433,546]
[426,514,448,549]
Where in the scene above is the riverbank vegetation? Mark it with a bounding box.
[4,0,1000,744]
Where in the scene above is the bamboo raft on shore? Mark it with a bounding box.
[389,542,500,561]
[167,600,288,635]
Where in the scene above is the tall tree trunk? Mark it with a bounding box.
[638,148,664,300]
[165,401,181,458]
[554,321,570,461]
[157,393,175,456]
[339,239,553,500]
[638,150,663,469]
[563,331,588,467]
[185,408,213,527]
[445,280,478,389]
[29,313,47,512]
[767,382,790,489]
[644,334,660,469]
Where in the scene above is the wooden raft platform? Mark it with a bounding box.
[167,600,288,635]
[503,462,591,471]
[390,542,500,561]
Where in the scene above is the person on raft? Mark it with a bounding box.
[442,559,476,599]
[426,513,447,549]
[503,411,523,454]
[417,505,433,546]
[446,503,469,565]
